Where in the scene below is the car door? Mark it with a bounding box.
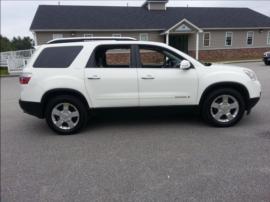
[84,44,139,108]
[137,45,198,106]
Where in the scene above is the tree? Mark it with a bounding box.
[0,35,14,52]
[11,36,34,50]
[0,35,34,52]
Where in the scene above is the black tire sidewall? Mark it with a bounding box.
[45,95,88,135]
[202,88,245,127]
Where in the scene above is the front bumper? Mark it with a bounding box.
[246,96,260,114]
[263,56,270,62]
[19,99,44,118]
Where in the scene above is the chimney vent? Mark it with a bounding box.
[142,0,168,11]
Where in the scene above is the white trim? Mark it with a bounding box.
[267,31,270,45]
[31,29,162,32]
[246,31,254,46]
[225,32,233,46]
[196,32,199,60]
[139,33,149,41]
[112,33,122,37]
[31,27,270,32]
[163,18,203,34]
[165,33,169,44]
[84,33,93,37]
[203,32,211,47]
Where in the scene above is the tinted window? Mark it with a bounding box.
[33,46,83,68]
[87,45,131,68]
[139,45,182,68]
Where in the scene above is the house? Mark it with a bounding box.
[30,0,270,61]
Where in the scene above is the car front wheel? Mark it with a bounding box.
[202,88,245,127]
[45,95,88,134]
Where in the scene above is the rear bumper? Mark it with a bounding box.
[19,99,44,118]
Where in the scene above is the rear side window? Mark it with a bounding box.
[86,45,131,68]
[33,46,83,68]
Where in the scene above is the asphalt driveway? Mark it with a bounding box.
[1,62,270,201]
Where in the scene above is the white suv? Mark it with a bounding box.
[19,37,261,134]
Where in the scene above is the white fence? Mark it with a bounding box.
[0,49,35,75]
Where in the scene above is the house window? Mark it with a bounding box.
[52,33,63,39]
[225,32,233,46]
[112,34,121,37]
[246,31,254,45]
[140,33,149,41]
[84,33,93,37]
[267,31,270,45]
[203,32,210,47]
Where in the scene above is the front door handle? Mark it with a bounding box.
[141,75,155,80]
[88,75,101,80]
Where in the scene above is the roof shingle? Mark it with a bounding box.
[30,5,270,30]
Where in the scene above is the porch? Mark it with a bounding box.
[162,19,202,60]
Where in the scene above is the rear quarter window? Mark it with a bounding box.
[33,46,83,68]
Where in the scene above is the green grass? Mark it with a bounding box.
[0,67,9,76]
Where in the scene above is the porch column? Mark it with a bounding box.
[166,32,169,44]
[196,31,199,60]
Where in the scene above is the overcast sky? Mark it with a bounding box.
[1,0,270,39]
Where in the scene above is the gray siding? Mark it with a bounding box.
[35,31,164,45]
[35,30,270,52]
[188,29,270,50]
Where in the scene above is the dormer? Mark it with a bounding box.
[142,0,168,11]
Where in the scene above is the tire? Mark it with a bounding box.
[201,88,245,127]
[45,95,88,135]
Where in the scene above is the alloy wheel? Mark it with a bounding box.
[210,94,239,123]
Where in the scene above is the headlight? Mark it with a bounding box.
[243,69,257,81]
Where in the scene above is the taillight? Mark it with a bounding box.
[19,73,32,84]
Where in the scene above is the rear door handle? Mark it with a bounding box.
[141,75,155,80]
[88,75,101,80]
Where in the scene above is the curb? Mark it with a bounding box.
[217,59,261,64]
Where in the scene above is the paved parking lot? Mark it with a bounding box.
[1,62,270,201]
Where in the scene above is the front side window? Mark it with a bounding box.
[246,31,254,45]
[139,45,183,68]
[203,32,210,47]
[87,45,131,68]
[267,31,270,45]
[225,32,233,46]
[140,33,149,41]
[33,46,83,68]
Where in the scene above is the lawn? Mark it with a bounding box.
[0,67,9,76]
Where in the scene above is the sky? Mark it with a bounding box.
[1,0,270,39]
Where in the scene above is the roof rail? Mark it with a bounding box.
[47,37,137,44]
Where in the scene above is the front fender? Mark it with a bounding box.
[197,71,253,104]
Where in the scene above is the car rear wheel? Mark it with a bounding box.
[45,95,88,134]
[202,88,245,127]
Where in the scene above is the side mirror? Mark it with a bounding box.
[179,60,191,70]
